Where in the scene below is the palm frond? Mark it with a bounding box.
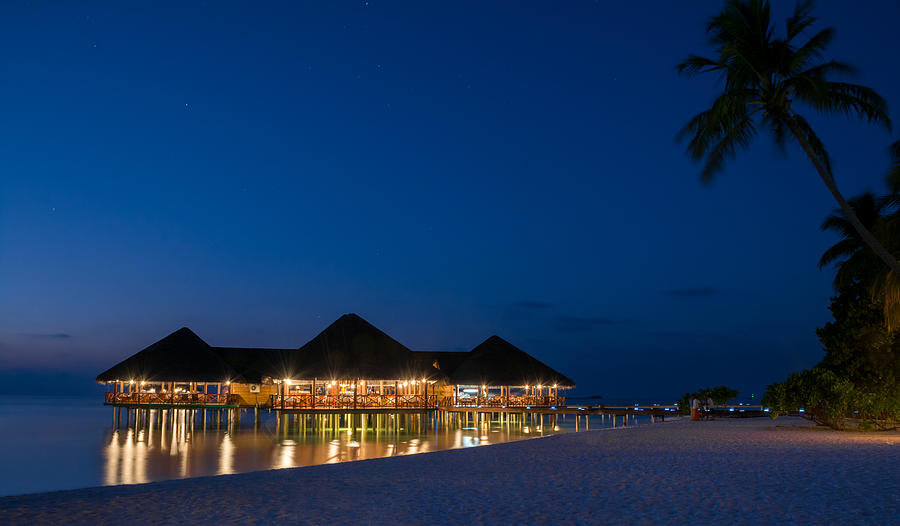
[676,54,721,77]
[819,238,863,269]
[786,0,817,41]
[699,114,757,183]
[820,212,859,239]
[796,59,856,80]
[789,27,834,72]
[676,89,758,181]
[803,82,891,129]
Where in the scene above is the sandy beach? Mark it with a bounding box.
[1,417,897,525]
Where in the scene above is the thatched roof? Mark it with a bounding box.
[96,317,573,387]
[290,314,444,381]
[95,328,240,383]
[434,335,576,388]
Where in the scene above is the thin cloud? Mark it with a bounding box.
[664,286,719,298]
[25,333,72,339]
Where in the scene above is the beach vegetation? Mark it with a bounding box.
[764,142,900,430]
[763,281,900,429]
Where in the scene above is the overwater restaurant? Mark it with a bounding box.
[97,314,575,410]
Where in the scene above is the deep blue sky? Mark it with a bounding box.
[1,1,898,400]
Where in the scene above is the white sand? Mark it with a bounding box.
[1,417,898,525]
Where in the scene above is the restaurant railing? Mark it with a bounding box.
[440,395,564,407]
[270,393,439,410]
[105,392,234,405]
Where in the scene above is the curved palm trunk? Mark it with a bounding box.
[788,122,900,277]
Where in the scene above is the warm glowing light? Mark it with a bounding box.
[140,381,145,386]
[402,381,408,386]
[538,384,542,389]
[130,379,135,384]
[225,381,231,386]
[525,385,529,389]
[553,384,557,389]
[482,385,486,389]
[284,379,291,385]
[330,381,336,386]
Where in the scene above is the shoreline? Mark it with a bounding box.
[3,414,620,500]
[3,417,898,525]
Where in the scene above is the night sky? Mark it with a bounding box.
[1,2,898,401]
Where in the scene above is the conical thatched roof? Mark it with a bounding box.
[443,335,575,388]
[95,328,240,383]
[291,314,444,380]
[96,317,574,387]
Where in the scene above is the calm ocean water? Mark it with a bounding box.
[0,395,655,497]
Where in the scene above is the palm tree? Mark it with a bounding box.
[677,0,897,276]
[818,192,890,292]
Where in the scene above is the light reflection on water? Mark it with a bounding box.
[0,396,653,496]
[100,409,567,487]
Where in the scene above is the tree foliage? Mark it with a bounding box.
[763,284,900,429]
[764,140,900,430]
[677,0,890,182]
[678,0,900,280]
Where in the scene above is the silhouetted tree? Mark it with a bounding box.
[818,145,900,329]
[763,284,900,429]
[677,0,896,276]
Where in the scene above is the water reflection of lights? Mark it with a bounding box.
[276,440,295,469]
[218,433,234,475]
[104,430,120,485]
[100,409,571,489]
[461,436,480,447]
[104,427,148,486]
[326,439,340,464]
